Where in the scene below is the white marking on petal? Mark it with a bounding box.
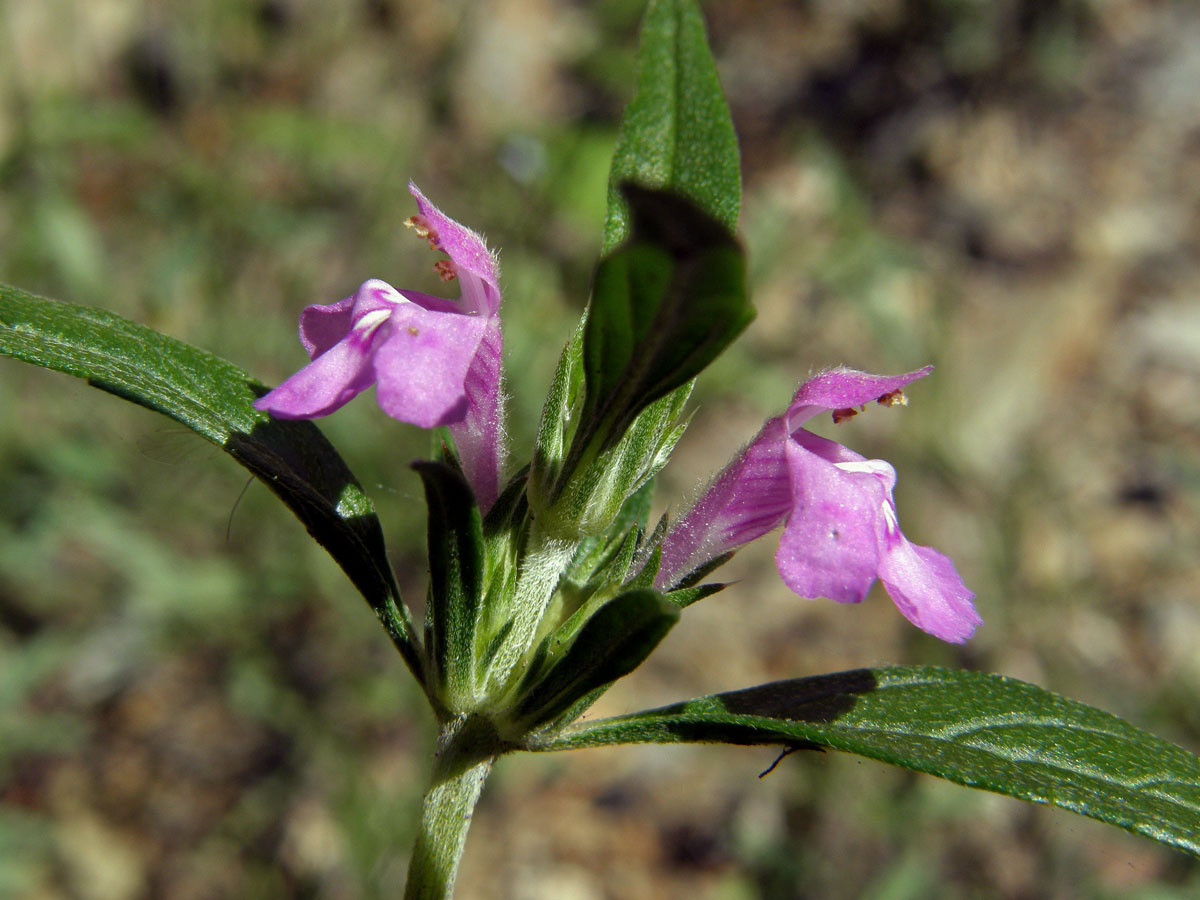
[835,459,892,477]
[836,458,902,538]
[361,279,414,308]
[881,500,899,533]
[355,308,392,338]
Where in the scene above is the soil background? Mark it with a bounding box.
[2,1,1199,898]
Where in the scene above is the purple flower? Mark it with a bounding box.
[255,183,505,508]
[657,367,980,643]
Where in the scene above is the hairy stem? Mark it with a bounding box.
[404,716,498,900]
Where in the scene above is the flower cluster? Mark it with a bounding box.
[256,187,980,642]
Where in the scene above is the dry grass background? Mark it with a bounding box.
[1,1,1199,898]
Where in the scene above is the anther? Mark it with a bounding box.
[832,407,858,424]
[876,389,908,407]
[405,215,441,251]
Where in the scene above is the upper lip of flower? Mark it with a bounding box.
[784,365,933,432]
[407,181,501,318]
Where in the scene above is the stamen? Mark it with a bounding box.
[408,325,420,336]
[433,259,458,282]
[832,407,858,424]
[876,389,908,407]
[405,215,441,251]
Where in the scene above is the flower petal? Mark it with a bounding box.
[298,295,355,358]
[448,320,504,509]
[776,436,887,603]
[656,416,792,589]
[372,305,489,429]
[409,183,501,316]
[254,325,381,419]
[878,538,981,643]
[787,366,933,428]
[789,425,869,467]
[399,290,475,316]
[300,279,416,357]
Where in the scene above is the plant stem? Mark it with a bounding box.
[404,716,498,900]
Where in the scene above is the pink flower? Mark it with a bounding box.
[657,367,980,643]
[255,183,505,508]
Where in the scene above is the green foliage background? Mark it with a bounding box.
[1,1,1198,898]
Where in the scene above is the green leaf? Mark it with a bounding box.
[603,0,740,252]
[550,384,689,543]
[537,0,743,526]
[562,477,656,589]
[662,580,726,609]
[0,284,424,683]
[529,316,585,503]
[529,665,1200,858]
[506,588,679,734]
[414,461,487,711]
[575,185,751,469]
[565,493,650,597]
[475,466,531,677]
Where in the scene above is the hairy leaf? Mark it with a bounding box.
[0,284,423,680]
[531,665,1200,857]
[603,0,740,250]
[414,461,486,708]
[508,588,679,733]
[579,186,751,463]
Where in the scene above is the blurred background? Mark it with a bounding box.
[2,0,1199,897]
